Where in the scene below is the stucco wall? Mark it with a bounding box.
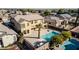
[36,42,49,50]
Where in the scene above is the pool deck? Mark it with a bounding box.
[54,46,64,50]
[24,37,49,50]
[24,29,54,38]
[58,38,79,50]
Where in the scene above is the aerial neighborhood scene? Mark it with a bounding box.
[0,9,79,50]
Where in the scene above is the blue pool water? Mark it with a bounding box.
[41,31,79,50]
[60,38,79,50]
[41,31,60,42]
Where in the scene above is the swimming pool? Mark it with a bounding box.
[41,31,60,42]
[60,38,79,50]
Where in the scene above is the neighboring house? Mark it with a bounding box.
[70,16,79,24]
[0,24,17,48]
[2,13,10,24]
[69,17,76,23]
[8,9,16,14]
[10,13,47,35]
[71,26,79,38]
[16,10,23,15]
[0,9,7,15]
[0,12,4,23]
[24,37,49,50]
[71,26,79,33]
[0,17,3,23]
[57,14,72,20]
[44,15,68,28]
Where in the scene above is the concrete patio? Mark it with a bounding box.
[24,29,54,38]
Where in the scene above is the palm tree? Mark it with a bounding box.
[74,9,79,27]
[36,24,42,38]
[15,32,24,50]
[18,32,24,43]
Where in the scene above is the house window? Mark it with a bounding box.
[31,21,33,24]
[23,30,26,34]
[31,28,35,30]
[61,21,66,25]
[49,22,51,24]
[27,23,29,26]
[0,39,4,47]
[44,25,46,27]
[27,30,29,33]
[35,20,37,23]
[0,18,2,22]
[21,24,25,28]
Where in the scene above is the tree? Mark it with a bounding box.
[51,9,59,13]
[18,32,24,44]
[53,35,63,44]
[74,9,79,27]
[20,9,27,14]
[36,24,42,38]
[57,9,65,14]
[42,10,51,16]
[49,35,63,49]
[61,31,72,41]
[27,9,34,12]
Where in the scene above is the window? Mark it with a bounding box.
[27,23,29,26]
[0,18,2,22]
[27,30,29,33]
[31,28,35,30]
[21,24,25,28]
[23,30,26,34]
[44,25,46,27]
[0,39,4,47]
[31,21,33,24]
[49,22,51,24]
[61,21,65,25]
[35,20,37,23]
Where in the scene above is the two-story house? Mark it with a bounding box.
[10,13,47,35]
[44,15,68,29]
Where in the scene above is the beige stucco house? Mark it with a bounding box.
[10,13,47,35]
[44,16,68,28]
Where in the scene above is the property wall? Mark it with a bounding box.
[36,42,49,50]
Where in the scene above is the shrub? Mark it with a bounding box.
[61,31,72,41]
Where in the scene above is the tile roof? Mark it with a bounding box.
[71,26,79,33]
[59,14,71,19]
[44,16,64,22]
[0,24,17,35]
[14,13,44,23]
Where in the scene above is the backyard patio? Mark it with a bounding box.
[24,29,54,38]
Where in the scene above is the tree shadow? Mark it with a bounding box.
[64,44,77,50]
